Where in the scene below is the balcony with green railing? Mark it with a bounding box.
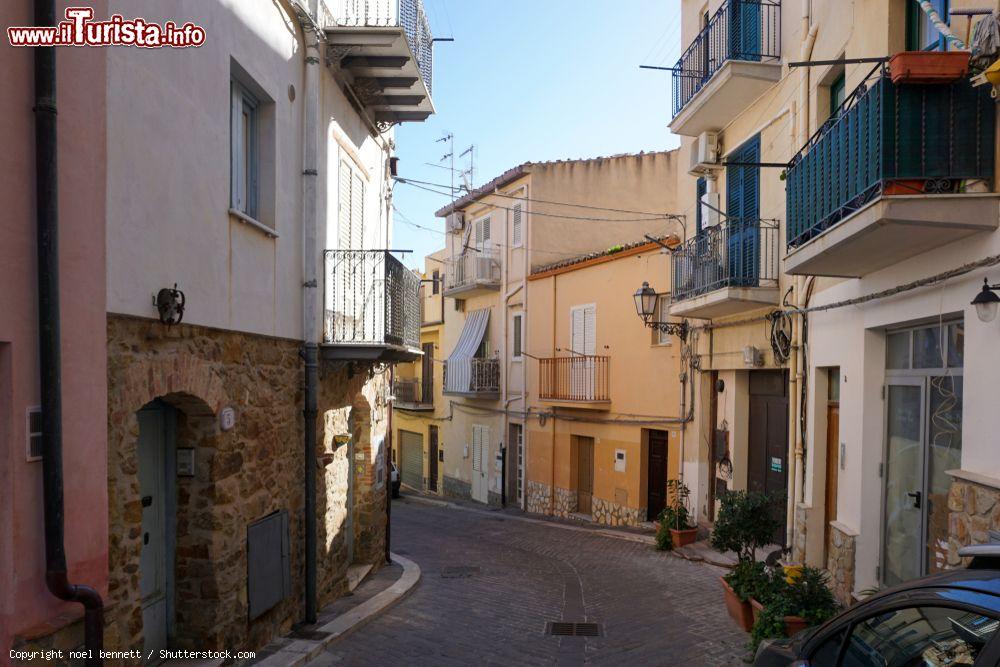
[785,67,998,278]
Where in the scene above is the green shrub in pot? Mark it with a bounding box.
[710,490,781,564]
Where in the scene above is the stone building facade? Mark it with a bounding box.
[104,315,387,653]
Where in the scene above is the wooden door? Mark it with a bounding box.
[428,426,439,493]
[824,404,840,558]
[576,436,594,515]
[647,430,669,521]
[421,342,434,403]
[748,371,789,546]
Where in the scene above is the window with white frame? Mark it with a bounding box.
[473,215,491,252]
[338,160,365,249]
[656,295,672,345]
[230,79,259,219]
[512,314,523,359]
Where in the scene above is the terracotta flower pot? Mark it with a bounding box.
[720,576,754,632]
[750,598,764,624]
[883,179,927,196]
[889,50,970,84]
[783,615,809,637]
[669,527,698,547]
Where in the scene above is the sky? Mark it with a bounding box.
[392,0,683,269]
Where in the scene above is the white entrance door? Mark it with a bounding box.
[138,405,172,654]
[471,425,489,503]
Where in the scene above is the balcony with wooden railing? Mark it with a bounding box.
[785,65,998,278]
[669,0,781,136]
[539,356,611,409]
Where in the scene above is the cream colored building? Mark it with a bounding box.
[525,239,685,526]
[392,250,448,494]
[433,153,680,506]
[670,0,1000,604]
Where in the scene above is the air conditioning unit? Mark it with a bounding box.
[445,211,465,233]
[688,131,720,175]
[700,191,721,228]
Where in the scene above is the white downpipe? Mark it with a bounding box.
[302,8,321,346]
[788,12,818,550]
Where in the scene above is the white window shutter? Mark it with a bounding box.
[351,173,364,249]
[338,160,352,249]
[512,204,522,246]
[583,306,596,356]
[480,426,490,472]
[571,307,585,356]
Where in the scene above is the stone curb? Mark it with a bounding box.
[401,493,656,546]
[252,553,420,667]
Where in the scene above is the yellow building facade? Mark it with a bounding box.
[392,250,447,494]
[433,152,681,508]
[526,241,685,526]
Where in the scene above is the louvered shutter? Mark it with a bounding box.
[351,173,364,249]
[480,216,491,250]
[725,136,761,287]
[512,204,522,246]
[338,161,352,249]
[479,426,489,473]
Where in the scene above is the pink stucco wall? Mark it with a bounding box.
[0,1,108,660]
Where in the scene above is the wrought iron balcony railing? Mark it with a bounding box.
[329,0,433,93]
[539,356,611,403]
[443,358,500,395]
[671,220,779,303]
[394,377,432,407]
[786,67,996,249]
[672,0,780,117]
[444,250,501,293]
[324,249,420,351]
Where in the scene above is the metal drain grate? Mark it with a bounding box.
[440,565,481,578]
[547,622,602,637]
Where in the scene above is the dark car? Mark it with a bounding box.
[753,545,1000,666]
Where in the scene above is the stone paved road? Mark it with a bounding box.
[308,498,749,666]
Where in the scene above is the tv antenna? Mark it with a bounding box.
[435,132,455,199]
[459,144,476,192]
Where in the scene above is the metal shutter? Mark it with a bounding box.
[512,203,522,246]
[399,430,423,490]
[247,510,291,620]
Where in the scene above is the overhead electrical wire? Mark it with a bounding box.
[395,178,685,224]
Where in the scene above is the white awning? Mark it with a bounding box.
[445,308,490,393]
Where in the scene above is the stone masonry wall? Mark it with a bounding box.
[443,475,472,501]
[592,497,645,527]
[946,476,1000,568]
[553,487,576,517]
[526,481,552,515]
[826,523,857,607]
[105,314,384,657]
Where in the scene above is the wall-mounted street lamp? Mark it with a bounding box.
[972,278,1000,323]
[633,281,689,342]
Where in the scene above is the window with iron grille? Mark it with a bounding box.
[27,407,42,461]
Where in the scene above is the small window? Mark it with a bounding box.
[656,295,672,345]
[906,0,949,52]
[231,80,259,219]
[841,605,997,666]
[27,407,43,461]
[432,269,440,295]
[512,203,523,247]
[830,72,846,118]
[512,314,523,359]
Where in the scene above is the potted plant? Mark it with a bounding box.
[720,560,765,631]
[711,490,780,631]
[889,50,971,84]
[663,479,698,547]
[749,567,838,654]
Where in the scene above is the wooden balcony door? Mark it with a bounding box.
[421,342,434,403]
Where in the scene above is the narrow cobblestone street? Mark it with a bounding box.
[308,498,748,666]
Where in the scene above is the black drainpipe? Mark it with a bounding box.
[303,343,318,624]
[34,0,104,663]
